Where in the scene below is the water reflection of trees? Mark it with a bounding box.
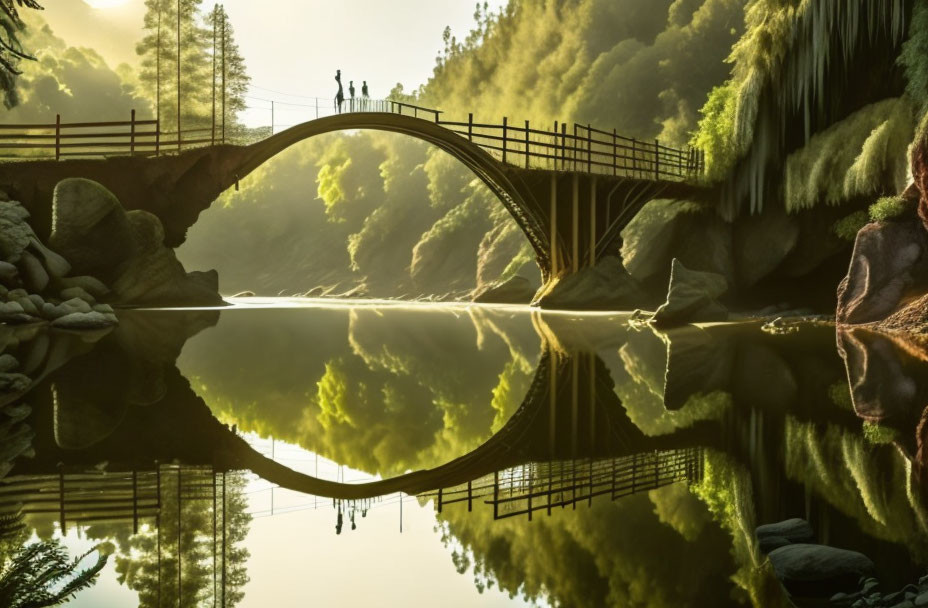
[178,307,541,476]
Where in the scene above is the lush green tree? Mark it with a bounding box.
[103,470,251,608]
[131,1,251,144]
[206,4,249,140]
[0,536,111,608]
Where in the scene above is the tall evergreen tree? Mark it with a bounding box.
[207,4,249,141]
[136,0,212,138]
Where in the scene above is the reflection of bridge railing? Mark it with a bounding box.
[423,447,703,520]
[0,464,225,536]
[0,102,704,181]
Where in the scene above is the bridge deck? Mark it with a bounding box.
[0,100,704,182]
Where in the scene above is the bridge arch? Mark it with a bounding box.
[230,113,553,278]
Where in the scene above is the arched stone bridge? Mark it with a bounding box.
[0,106,713,281]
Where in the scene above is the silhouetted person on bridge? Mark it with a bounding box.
[335,69,344,114]
[349,80,356,111]
[361,81,369,111]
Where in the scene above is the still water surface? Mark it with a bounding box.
[2,300,927,607]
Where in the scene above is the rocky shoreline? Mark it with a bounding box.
[0,178,223,331]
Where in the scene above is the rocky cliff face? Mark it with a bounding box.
[837,118,928,334]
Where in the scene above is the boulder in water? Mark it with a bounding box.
[651,258,728,327]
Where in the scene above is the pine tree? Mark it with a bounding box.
[207,4,249,142]
[136,0,212,140]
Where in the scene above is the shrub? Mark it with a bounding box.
[831,211,869,242]
[869,195,912,223]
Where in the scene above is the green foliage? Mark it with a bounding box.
[136,0,248,132]
[692,0,910,213]
[0,0,42,108]
[0,539,110,608]
[899,1,928,113]
[690,83,738,181]
[869,195,912,222]
[785,416,928,558]
[177,307,540,478]
[108,471,251,608]
[831,211,868,242]
[862,421,899,445]
[827,381,855,410]
[784,98,915,212]
[421,0,745,146]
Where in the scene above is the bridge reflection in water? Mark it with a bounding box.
[6,307,928,604]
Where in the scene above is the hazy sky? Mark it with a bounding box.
[40,0,507,126]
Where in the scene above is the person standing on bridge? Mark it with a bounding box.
[335,69,345,114]
[361,81,369,111]
[349,80,356,111]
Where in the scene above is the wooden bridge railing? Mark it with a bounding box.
[421,447,704,520]
[0,102,704,181]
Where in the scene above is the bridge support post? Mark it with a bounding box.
[571,173,579,274]
[549,173,558,277]
[589,176,596,268]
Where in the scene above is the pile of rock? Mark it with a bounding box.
[758,517,928,607]
[0,178,222,331]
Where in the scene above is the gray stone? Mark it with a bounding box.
[60,286,96,305]
[48,178,136,283]
[0,261,17,283]
[472,276,536,304]
[17,250,48,293]
[758,535,791,554]
[13,296,37,317]
[0,301,24,315]
[916,592,928,607]
[2,403,30,422]
[6,288,26,300]
[733,206,799,288]
[92,303,114,314]
[533,256,650,311]
[41,297,94,320]
[0,200,34,263]
[891,601,914,608]
[836,219,928,324]
[58,275,110,299]
[769,544,875,597]
[757,518,814,544]
[50,311,118,330]
[0,354,18,372]
[27,237,70,278]
[0,373,30,392]
[651,258,728,327]
[621,199,707,284]
[109,212,222,306]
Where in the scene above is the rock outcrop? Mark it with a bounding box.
[651,258,728,327]
[50,180,223,307]
[532,256,651,311]
[0,179,222,332]
[471,275,536,304]
[838,115,928,332]
[836,216,928,325]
